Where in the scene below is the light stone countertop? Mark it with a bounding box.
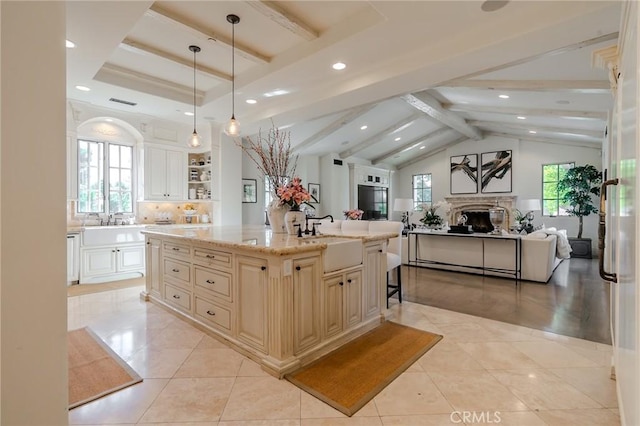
[141,224,396,256]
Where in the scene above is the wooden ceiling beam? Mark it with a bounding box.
[147,5,270,64]
[371,127,458,165]
[441,79,610,93]
[487,131,602,149]
[338,113,423,159]
[468,120,604,139]
[292,104,376,153]
[397,135,469,169]
[442,103,607,120]
[121,38,231,82]
[246,1,318,41]
[402,92,483,140]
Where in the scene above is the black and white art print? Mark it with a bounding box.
[481,150,512,193]
[450,154,478,194]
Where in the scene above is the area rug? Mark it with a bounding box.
[68,327,142,409]
[285,321,442,416]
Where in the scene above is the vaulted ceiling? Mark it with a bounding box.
[66,1,620,168]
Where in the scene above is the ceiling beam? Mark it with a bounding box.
[468,120,604,139]
[402,92,483,140]
[121,38,231,82]
[246,1,318,41]
[147,5,270,64]
[440,79,610,93]
[398,135,469,169]
[371,127,458,165]
[292,104,376,153]
[487,131,602,149]
[442,104,607,120]
[338,113,423,159]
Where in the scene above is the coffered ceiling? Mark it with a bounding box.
[66,1,620,168]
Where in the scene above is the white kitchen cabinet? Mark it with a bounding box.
[145,237,162,298]
[80,243,145,283]
[293,256,322,354]
[145,146,184,200]
[236,255,269,353]
[323,268,363,338]
[67,233,80,285]
[363,241,384,320]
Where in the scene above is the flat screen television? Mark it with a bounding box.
[357,184,388,220]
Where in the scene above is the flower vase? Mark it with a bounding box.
[267,201,288,234]
[284,208,305,235]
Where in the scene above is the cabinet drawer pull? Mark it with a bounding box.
[172,247,180,251]
[261,266,267,271]
[295,265,301,271]
[205,279,215,284]
[172,268,180,272]
[347,279,352,283]
[379,249,383,253]
[339,281,344,286]
[206,254,215,259]
[206,310,216,316]
[172,294,180,299]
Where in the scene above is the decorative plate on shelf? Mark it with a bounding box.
[184,209,197,216]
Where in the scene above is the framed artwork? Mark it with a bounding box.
[481,150,512,193]
[242,178,257,203]
[308,183,320,203]
[450,154,478,194]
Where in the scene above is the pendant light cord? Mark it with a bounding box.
[231,21,235,119]
[193,47,197,131]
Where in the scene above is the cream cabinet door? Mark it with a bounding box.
[293,256,322,354]
[323,274,344,338]
[236,255,268,353]
[117,244,145,272]
[145,147,184,200]
[363,242,383,319]
[81,247,117,279]
[165,149,184,200]
[344,270,363,329]
[146,237,162,298]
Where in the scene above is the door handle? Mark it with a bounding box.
[598,178,618,283]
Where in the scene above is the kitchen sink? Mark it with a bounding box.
[303,237,363,273]
[82,225,146,246]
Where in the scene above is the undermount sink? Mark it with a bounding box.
[82,225,146,246]
[303,237,363,273]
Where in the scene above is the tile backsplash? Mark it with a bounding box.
[66,200,213,225]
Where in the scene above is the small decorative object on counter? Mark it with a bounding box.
[200,171,208,181]
[343,209,364,220]
[199,156,206,165]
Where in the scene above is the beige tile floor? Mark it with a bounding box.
[68,285,621,425]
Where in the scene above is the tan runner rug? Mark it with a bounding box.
[285,321,442,416]
[68,327,142,409]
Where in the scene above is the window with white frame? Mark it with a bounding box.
[542,162,574,216]
[412,174,432,209]
[78,139,134,214]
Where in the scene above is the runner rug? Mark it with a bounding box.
[285,321,442,416]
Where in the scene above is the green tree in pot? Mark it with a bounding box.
[557,164,602,257]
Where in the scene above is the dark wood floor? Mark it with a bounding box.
[396,258,612,345]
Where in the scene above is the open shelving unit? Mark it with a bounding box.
[188,152,211,200]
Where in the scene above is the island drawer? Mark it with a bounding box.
[195,296,232,331]
[164,258,191,284]
[164,283,191,312]
[164,241,191,259]
[194,266,232,302]
[193,247,232,268]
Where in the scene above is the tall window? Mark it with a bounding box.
[78,140,134,214]
[542,162,574,216]
[412,174,432,209]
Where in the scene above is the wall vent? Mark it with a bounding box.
[333,159,343,166]
[109,97,137,106]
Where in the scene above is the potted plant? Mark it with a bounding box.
[556,164,602,258]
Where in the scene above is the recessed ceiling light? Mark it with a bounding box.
[517,116,526,120]
[360,125,368,130]
[332,62,346,70]
[263,89,288,97]
[395,137,401,141]
[105,118,113,122]
[341,141,349,145]
[529,130,537,134]
[66,40,76,48]
[481,1,509,12]
[75,85,90,92]
[499,94,510,99]
[246,99,257,104]
[419,146,426,149]
[184,111,194,116]
[556,100,570,105]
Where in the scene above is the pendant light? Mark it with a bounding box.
[188,45,202,148]
[224,14,240,136]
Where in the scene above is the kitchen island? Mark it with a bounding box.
[141,225,394,377]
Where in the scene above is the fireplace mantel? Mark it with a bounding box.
[445,195,517,226]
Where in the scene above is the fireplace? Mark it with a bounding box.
[445,196,517,232]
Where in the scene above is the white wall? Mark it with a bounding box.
[397,135,602,250]
[320,153,350,220]
[1,2,68,423]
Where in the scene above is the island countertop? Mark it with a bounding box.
[142,224,396,255]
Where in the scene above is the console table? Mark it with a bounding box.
[407,230,522,281]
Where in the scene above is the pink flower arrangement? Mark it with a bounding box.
[276,177,312,209]
[343,209,364,220]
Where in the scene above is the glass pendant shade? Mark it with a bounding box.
[224,116,240,136]
[188,130,201,148]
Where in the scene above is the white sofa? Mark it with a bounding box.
[401,230,567,283]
